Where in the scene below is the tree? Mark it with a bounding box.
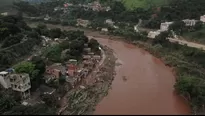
[49,28,62,39]
[169,21,186,35]
[31,56,46,74]
[13,61,35,74]
[153,31,169,45]
[88,39,100,53]
[194,21,203,31]
[0,90,18,114]
[3,104,56,115]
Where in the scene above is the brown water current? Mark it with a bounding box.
[93,37,191,115]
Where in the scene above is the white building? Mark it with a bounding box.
[101,28,108,32]
[0,71,11,89]
[10,73,31,99]
[1,12,8,16]
[160,22,173,31]
[182,19,197,26]
[200,15,205,23]
[147,30,161,39]
[105,19,114,26]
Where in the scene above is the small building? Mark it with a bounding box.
[67,64,77,77]
[44,64,66,83]
[105,19,114,26]
[147,30,161,39]
[93,55,101,60]
[83,55,92,60]
[9,73,31,99]
[200,15,205,23]
[1,12,8,16]
[0,71,11,89]
[76,19,90,27]
[182,19,197,26]
[101,28,108,32]
[68,59,78,65]
[160,22,173,31]
[83,48,91,53]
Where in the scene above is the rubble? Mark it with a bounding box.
[61,46,116,115]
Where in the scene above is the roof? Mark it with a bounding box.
[0,71,8,75]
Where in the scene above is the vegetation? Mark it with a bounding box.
[3,104,56,115]
[122,0,170,10]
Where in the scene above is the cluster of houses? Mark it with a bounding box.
[43,43,101,88]
[147,15,205,39]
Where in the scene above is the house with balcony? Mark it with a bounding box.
[9,73,31,99]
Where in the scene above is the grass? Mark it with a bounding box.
[121,0,171,10]
[183,27,205,45]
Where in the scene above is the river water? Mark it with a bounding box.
[32,24,191,115]
[92,37,191,115]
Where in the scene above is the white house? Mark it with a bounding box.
[147,30,161,39]
[200,15,205,23]
[0,71,11,89]
[101,28,108,32]
[182,19,197,26]
[105,19,114,26]
[1,12,8,16]
[160,22,173,31]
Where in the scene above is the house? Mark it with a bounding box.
[160,22,173,31]
[84,48,91,53]
[101,28,108,32]
[182,19,197,26]
[44,14,51,21]
[200,15,205,23]
[68,59,78,65]
[67,64,77,77]
[1,12,8,16]
[105,6,111,11]
[76,19,90,27]
[83,55,92,60]
[44,63,66,83]
[9,73,31,99]
[0,71,11,89]
[93,55,101,60]
[105,19,114,26]
[147,30,161,39]
[88,52,95,55]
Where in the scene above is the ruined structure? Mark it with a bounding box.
[9,73,31,99]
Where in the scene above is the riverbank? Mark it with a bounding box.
[60,46,117,115]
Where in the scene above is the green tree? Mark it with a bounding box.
[0,91,18,114]
[49,28,62,39]
[13,61,35,74]
[3,104,56,115]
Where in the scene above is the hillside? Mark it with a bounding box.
[122,0,170,10]
[0,0,15,12]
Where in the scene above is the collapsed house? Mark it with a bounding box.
[0,71,31,100]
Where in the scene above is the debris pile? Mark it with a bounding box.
[61,46,116,115]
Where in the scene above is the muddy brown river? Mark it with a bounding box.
[29,23,191,115]
[92,37,191,115]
